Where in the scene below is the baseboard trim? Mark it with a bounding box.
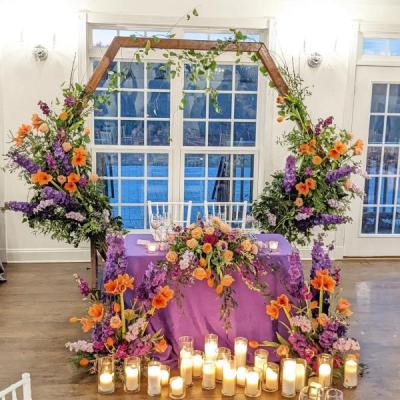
[6,247,90,263]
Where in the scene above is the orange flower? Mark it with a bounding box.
[193,267,207,280]
[106,337,114,347]
[89,174,99,183]
[83,127,91,136]
[166,250,178,264]
[72,153,87,167]
[116,273,134,293]
[152,293,168,309]
[104,279,119,294]
[110,315,122,329]
[298,143,313,155]
[317,313,329,327]
[159,285,174,301]
[18,124,32,136]
[294,197,304,207]
[276,345,289,358]
[31,170,52,186]
[241,239,252,252]
[59,111,68,121]
[309,138,317,146]
[310,269,336,293]
[295,182,310,196]
[312,155,322,165]
[57,175,67,184]
[67,172,80,183]
[215,284,223,295]
[222,250,233,262]
[219,222,231,234]
[276,115,284,123]
[191,226,203,240]
[305,178,316,190]
[31,114,42,129]
[276,294,291,310]
[113,303,121,313]
[64,182,77,193]
[221,274,234,287]
[207,278,214,288]
[15,133,23,146]
[353,139,364,155]
[38,123,49,133]
[204,226,215,235]
[334,141,347,155]
[88,303,104,323]
[344,179,353,190]
[337,298,353,317]
[251,244,258,255]
[266,301,280,320]
[79,358,89,367]
[328,149,340,160]
[62,142,72,152]
[154,338,168,353]
[276,96,285,104]
[249,340,259,349]
[80,318,94,333]
[74,147,87,157]
[186,238,198,249]
[310,300,319,310]
[199,257,208,268]
[202,243,212,254]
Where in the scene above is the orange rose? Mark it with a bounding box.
[83,127,91,135]
[88,303,104,323]
[62,142,72,152]
[31,170,52,186]
[277,115,284,123]
[222,250,233,262]
[106,337,114,347]
[353,139,364,155]
[328,149,340,160]
[317,313,329,327]
[159,285,174,301]
[266,301,280,320]
[74,147,87,157]
[202,243,212,254]
[241,239,252,252]
[64,182,77,193]
[152,293,168,309]
[337,298,353,317]
[199,257,208,268]
[312,155,322,165]
[31,114,42,129]
[67,172,80,183]
[249,340,259,349]
[166,251,178,264]
[219,222,231,234]
[89,174,99,183]
[295,182,310,196]
[191,226,203,240]
[193,267,207,280]
[110,315,122,329]
[215,284,223,295]
[57,175,67,184]
[154,338,168,353]
[186,238,198,249]
[305,178,316,190]
[79,358,89,367]
[38,123,49,133]
[221,274,234,287]
[276,345,289,358]
[59,111,68,121]
[334,141,347,155]
[204,226,215,235]
[276,294,291,310]
[299,144,313,155]
[294,197,304,207]
[80,318,94,333]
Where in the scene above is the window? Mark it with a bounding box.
[362,37,400,57]
[89,26,266,230]
[362,83,400,234]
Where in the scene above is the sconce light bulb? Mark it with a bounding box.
[32,45,48,62]
[307,52,322,68]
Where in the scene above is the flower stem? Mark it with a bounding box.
[120,293,126,338]
[319,288,323,315]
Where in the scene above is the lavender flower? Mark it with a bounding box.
[33,199,55,214]
[332,337,360,353]
[286,251,304,298]
[38,100,50,115]
[79,175,87,189]
[136,262,167,304]
[291,316,312,333]
[66,211,86,222]
[314,116,333,135]
[53,141,73,174]
[46,153,57,171]
[5,201,36,215]
[64,96,76,107]
[311,239,328,277]
[283,155,296,193]
[288,333,312,360]
[125,318,147,342]
[103,231,128,284]
[319,329,338,350]
[41,186,74,207]
[325,165,354,184]
[9,152,40,174]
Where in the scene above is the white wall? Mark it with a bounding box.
[1,0,399,262]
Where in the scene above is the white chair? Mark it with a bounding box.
[147,201,193,228]
[0,373,32,400]
[203,201,248,230]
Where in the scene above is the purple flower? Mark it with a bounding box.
[5,201,36,215]
[64,96,76,107]
[319,329,338,350]
[137,262,167,304]
[103,232,128,284]
[45,153,57,171]
[79,175,87,188]
[53,141,73,174]
[288,333,313,362]
[313,214,348,226]
[283,155,296,193]
[311,239,328,277]
[314,116,333,135]
[286,251,304,298]
[41,186,75,207]
[325,165,354,184]
[9,152,40,174]
[130,340,152,357]
[304,167,313,177]
[38,100,50,115]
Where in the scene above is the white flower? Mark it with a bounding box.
[65,340,94,353]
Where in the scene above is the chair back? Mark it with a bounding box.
[203,201,248,229]
[0,373,32,400]
[147,201,193,228]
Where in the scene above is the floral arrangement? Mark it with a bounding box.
[66,232,173,372]
[250,239,360,379]
[3,82,122,255]
[141,218,269,330]
[252,69,365,246]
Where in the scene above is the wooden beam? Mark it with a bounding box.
[85,36,288,96]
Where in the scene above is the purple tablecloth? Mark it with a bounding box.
[124,233,293,366]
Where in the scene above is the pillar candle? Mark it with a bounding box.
[180,357,193,386]
[222,366,236,396]
[192,353,203,377]
[204,342,218,360]
[99,372,114,393]
[202,361,216,389]
[160,368,170,386]
[170,377,184,397]
[148,365,161,396]
[234,338,248,368]
[344,359,358,388]
[236,366,247,387]
[245,371,260,397]
[295,362,306,392]
[282,359,296,397]
[264,365,279,391]
[216,358,227,381]
[318,363,332,388]
[125,366,139,391]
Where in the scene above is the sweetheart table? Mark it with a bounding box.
[124,233,293,366]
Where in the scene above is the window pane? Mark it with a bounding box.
[389,39,400,56]
[382,147,399,175]
[210,65,233,90]
[234,122,256,146]
[183,121,206,146]
[235,66,258,91]
[184,180,205,202]
[148,154,168,177]
[209,33,234,41]
[94,120,118,145]
[209,93,232,119]
[386,116,400,144]
[395,208,400,232]
[184,64,207,90]
[364,177,379,204]
[147,92,170,118]
[92,61,118,88]
[122,206,144,229]
[366,147,381,174]
[102,179,118,203]
[208,180,230,201]
[147,121,170,146]
[233,179,253,202]
[96,153,118,177]
[208,122,231,146]
[120,62,144,88]
[121,180,144,203]
[380,177,396,204]
[185,154,205,177]
[388,84,400,113]
[378,207,394,233]
[148,180,168,201]
[363,38,388,56]
[94,92,117,117]
[361,206,377,233]
[190,205,204,222]
[147,63,170,89]
[183,32,209,40]
[92,29,117,47]
[368,115,384,143]
[370,83,387,112]
[121,120,144,145]
[234,94,257,119]
[121,92,144,117]
[119,30,145,38]
[208,155,230,177]
[184,93,206,118]
[234,155,254,177]
[121,153,144,177]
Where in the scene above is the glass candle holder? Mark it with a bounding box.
[192,350,203,378]
[222,360,237,397]
[180,348,193,387]
[204,334,218,361]
[254,349,269,372]
[169,376,186,399]
[295,358,307,392]
[98,356,115,394]
[343,353,359,389]
[317,353,333,389]
[216,347,231,381]
[147,242,158,252]
[298,385,324,400]
[179,336,194,369]
[244,367,261,397]
[236,366,248,387]
[124,356,140,393]
[268,240,279,251]
[281,358,297,398]
[160,364,170,387]
[148,360,162,396]
[202,360,216,390]
[262,362,279,392]
[234,337,248,368]
[325,388,344,400]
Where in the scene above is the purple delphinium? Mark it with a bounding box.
[9,152,40,174]
[73,274,91,297]
[283,155,296,193]
[38,100,50,115]
[286,251,304,299]
[41,186,75,207]
[311,239,328,277]
[103,232,128,284]
[64,96,76,107]
[53,141,73,174]
[136,262,167,304]
[314,116,333,135]
[325,165,354,184]
[304,167,313,177]
[5,201,36,215]
[79,175,87,188]
[319,329,338,350]
[288,333,313,362]
[313,214,348,226]
[45,153,57,171]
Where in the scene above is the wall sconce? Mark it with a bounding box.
[307,52,322,68]
[32,45,48,62]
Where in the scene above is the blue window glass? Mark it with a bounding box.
[234,122,256,146]
[235,66,258,91]
[370,84,387,112]
[147,63,170,89]
[184,93,206,118]
[92,61,117,86]
[121,153,144,177]
[363,38,388,56]
[207,180,230,201]
[183,121,206,146]
[209,94,232,119]
[121,180,144,203]
[184,64,207,90]
[94,120,118,145]
[121,206,145,229]
[364,177,379,204]
[102,179,118,203]
[208,122,231,146]
[388,84,400,113]
[386,116,400,144]
[94,91,118,117]
[382,147,399,174]
[148,154,168,177]
[378,207,394,233]
[208,155,230,177]
[368,115,384,144]
[210,65,232,90]
[121,92,144,117]
[147,180,168,201]
[366,147,381,174]
[234,94,257,119]
[380,177,396,204]
[234,155,254,177]
[361,207,377,233]
[147,92,170,118]
[120,62,144,88]
[395,209,400,233]
[147,121,170,145]
[121,120,144,146]
[233,180,253,202]
[184,180,205,202]
[185,154,205,177]
[96,153,118,177]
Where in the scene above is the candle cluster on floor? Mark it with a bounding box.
[97,334,358,398]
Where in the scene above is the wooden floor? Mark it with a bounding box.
[0,260,399,399]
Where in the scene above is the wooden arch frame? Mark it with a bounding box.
[85,36,288,96]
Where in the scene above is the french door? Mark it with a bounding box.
[345,66,400,256]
